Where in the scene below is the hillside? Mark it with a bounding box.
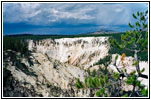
[3,36,148,97]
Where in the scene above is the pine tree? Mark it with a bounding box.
[75,10,148,97]
[110,10,148,79]
[111,10,148,97]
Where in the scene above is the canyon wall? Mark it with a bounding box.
[28,37,109,69]
[3,37,148,97]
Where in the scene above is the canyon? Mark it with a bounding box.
[3,37,148,97]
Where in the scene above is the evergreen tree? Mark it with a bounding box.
[110,10,148,79]
[75,10,148,97]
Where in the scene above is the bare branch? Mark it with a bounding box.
[119,73,148,79]
[113,58,148,79]
[125,48,135,52]
[136,34,142,44]
[113,59,129,77]
[113,61,122,74]
[140,49,148,52]
[139,74,148,79]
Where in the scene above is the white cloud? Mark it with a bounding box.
[3,3,148,26]
[50,9,94,20]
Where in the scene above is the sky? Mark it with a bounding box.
[3,3,148,35]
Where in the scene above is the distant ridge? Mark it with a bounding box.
[90,29,120,34]
[5,29,120,37]
[7,33,33,36]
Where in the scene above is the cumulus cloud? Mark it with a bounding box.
[3,3,148,26]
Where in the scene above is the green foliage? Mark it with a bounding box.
[132,13,137,19]
[104,75,108,83]
[94,55,112,66]
[128,23,134,28]
[135,21,140,27]
[109,10,148,61]
[76,10,148,97]
[92,70,97,77]
[115,55,118,61]
[99,78,104,87]
[96,90,101,97]
[94,76,100,88]
[141,88,148,96]
[75,64,147,97]
[119,11,148,97]
[85,76,104,88]
[104,93,108,97]
[132,60,138,66]
[125,75,136,85]
[141,68,145,73]
[136,81,141,87]
[3,36,29,55]
[109,37,147,61]
[113,72,119,80]
[121,93,128,97]
[129,70,136,75]
[76,66,124,97]
[75,78,84,89]
[145,10,148,15]
[137,11,139,16]
[84,78,88,87]
[96,88,105,97]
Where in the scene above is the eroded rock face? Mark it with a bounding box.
[3,37,148,97]
[4,37,110,97]
[28,37,109,69]
[3,50,87,97]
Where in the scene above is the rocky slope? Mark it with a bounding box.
[28,37,109,69]
[3,37,148,97]
[109,54,148,87]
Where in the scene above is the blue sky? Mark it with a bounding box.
[3,3,148,35]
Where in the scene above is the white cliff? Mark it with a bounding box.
[28,37,109,69]
[3,51,87,97]
[3,37,148,97]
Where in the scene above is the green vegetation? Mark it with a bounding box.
[3,36,29,55]
[109,31,148,61]
[75,10,148,97]
[3,36,36,77]
[3,33,122,55]
[94,55,112,66]
[3,33,122,40]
